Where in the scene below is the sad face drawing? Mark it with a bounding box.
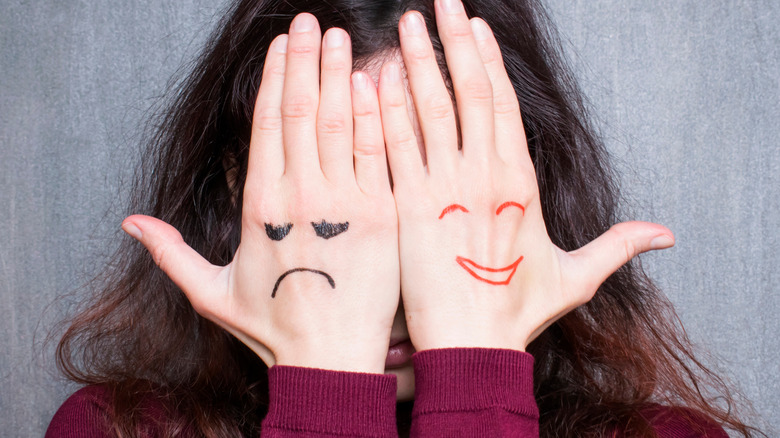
[265,220,349,298]
[438,201,525,286]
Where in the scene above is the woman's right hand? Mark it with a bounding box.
[120,14,399,374]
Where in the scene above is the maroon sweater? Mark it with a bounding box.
[46,348,727,437]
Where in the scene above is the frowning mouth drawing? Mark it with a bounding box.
[272,268,335,298]
[456,255,524,285]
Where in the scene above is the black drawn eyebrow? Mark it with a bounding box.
[312,220,349,239]
[265,223,293,241]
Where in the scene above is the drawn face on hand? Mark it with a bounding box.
[264,220,349,298]
[439,201,525,285]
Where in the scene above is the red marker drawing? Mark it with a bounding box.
[439,204,469,219]
[456,255,524,285]
[439,201,525,285]
[495,201,525,216]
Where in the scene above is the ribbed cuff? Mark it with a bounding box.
[411,348,538,419]
[263,365,398,437]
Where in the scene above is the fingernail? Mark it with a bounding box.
[471,18,489,40]
[440,0,464,14]
[292,14,315,33]
[122,222,142,240]
[352,72,368,90]
[384,62,400,84]
[403,12,425,35]
[324,28,344,48]
[272,34,288,53]
[650,235,675,250]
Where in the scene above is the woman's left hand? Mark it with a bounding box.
[380,0,675,352]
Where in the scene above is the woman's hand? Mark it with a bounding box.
[121,14,399,373]
[380,0,675,352]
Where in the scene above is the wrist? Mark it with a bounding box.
[275,340,388,374]
[408,317,527,353]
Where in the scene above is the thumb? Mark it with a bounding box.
[567,221,675,295]
[121,214,224,317]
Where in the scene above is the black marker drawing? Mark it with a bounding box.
[271,268,335,298]
[265,223,293,241]
[265,219,348,297]
[312,220,349,239]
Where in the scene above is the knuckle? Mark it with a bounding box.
[321,59,349,74]
[426,96,455,121]
[609,225,636,263]
[493,94,520,117]
[243,190,277,222]
[623,239,637,263]
[288,44,317,57]
[282,94,317,120]
[460,77,493,102]
[405,46,434,65]
[352,104,377,119]
[151,243,175,272]
[317,114,348,134]
[445,21,473,40]
[287,192,319,221]
[254,107,282,132]
[364,206,397,231]
[244,197,266,221]
[482,51,503,66]
[266,62,286,77]
[390,135,418,152]
[354,139,383,157]
[385,94,409,110]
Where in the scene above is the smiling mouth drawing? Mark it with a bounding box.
[271,268,335,298]
[456,255,524,285]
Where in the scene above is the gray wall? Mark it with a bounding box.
[1,0,777,436]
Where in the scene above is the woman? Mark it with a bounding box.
[47,0,760,436]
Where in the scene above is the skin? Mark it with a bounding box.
[121,0,675,402]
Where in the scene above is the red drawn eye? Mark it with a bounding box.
[439,204,469,219]
[496,201,525,216]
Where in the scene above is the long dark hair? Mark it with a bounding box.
[55,0,760,436]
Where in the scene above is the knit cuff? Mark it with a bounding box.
[263,365,398,437]
[411,348,538,419]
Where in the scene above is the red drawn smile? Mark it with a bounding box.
[456,255,524,285]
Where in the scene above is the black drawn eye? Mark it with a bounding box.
[265,223,293,241]
[312,220,349,239]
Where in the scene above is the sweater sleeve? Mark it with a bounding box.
[409,348,730,438]
[410,348,539,437]
[261,365,399,437]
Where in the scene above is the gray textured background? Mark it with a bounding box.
[1,0,777,436]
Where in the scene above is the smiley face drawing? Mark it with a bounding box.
[265,220,349,298]
[439,201,525,286]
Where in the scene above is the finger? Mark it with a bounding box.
[121,215,225,319]
[398,11,457,176]
[246,34,288,193]
[435,0,495,162]
[567,221,675,298]
[282,13,322,177]
[470,18,528,167]
[378,61,426,190]
[318,27,354,183]
[352,71,390,195]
